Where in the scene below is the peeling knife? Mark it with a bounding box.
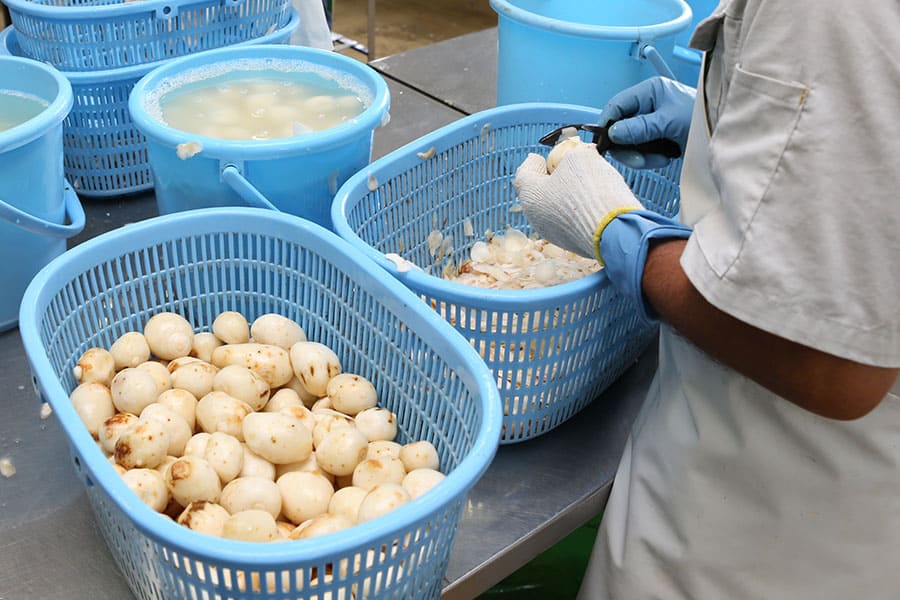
[539,124,682,159]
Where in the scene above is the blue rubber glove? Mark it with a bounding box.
[598,210,692,325]
[600,76,696,170]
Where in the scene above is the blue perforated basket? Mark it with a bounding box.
[4,0,293,71]
[0,18,297,197]
[333,103,682,443]
[18,208,502,600]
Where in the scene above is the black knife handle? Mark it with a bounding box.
[608,137,682,158]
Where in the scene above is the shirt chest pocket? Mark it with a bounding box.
[700,65,808,277]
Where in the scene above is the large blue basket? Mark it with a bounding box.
[4,0,293,71]
[18,208,502,599]
[333,103,682,443]
[0,18,297,197]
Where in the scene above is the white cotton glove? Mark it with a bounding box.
[513,144,643,260]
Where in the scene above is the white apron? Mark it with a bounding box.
[578,7,900,600]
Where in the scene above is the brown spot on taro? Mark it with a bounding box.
[170,460,192,481]
[309,365,316,376]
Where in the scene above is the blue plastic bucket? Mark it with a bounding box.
[491,0,692,107]
[0,56,84,332]
[670,0,720,85]
[128,45,390,230]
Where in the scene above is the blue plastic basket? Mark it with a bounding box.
[4,0,293,71]
[0,16,297,197]
[332,103,682,443]
[18,207,502,600]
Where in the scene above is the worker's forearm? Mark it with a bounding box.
[642,239,899,420]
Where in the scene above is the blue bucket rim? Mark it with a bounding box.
[0,13,300,83]
[18,207,503,565]
[128,45,391,160]
[489,0,692,41]
[0,56,73,152]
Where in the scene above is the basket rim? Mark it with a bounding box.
[127,44,391,160]
[332,102,620,309]
[4,0,259,21]
[18,207,503,565]
[0,55,73,152]
[0,13,300,80]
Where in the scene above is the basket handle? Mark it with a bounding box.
[638,43,676,81]
[0,181,86,239]
[220,164,280,211]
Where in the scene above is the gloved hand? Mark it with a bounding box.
[514,143,692,324]
[601,76,696,169]
[513,143,642,260]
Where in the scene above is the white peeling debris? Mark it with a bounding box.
[463,218,474,237]
[509,203,523,213]
[176,141,203,160]
[0,456,15,478]
[384,253,423,273]
[367,174,378,192]
[328,170,339,195]
[416,146,436,160]
[426,230,443,257]
[40,402,53,420]
[479,123,491,142]
[293,121,313,136]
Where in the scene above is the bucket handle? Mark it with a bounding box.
[220,163,280,212]
[0,182,86,239]
[638,43,676,81]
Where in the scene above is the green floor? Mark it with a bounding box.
[477,514,603,600]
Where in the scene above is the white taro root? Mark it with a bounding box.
[316,427,369,476]
[250,314,307,350]
[166,456,222,506]
[111,367,159,415]
[70,382,116,439]
[366,440,402,461]
[546,135,589,174]
[280,376,319,407]
[183,432,212,457]
[73,347,116,386]
[177,501,230,537]
[239,444,276,481]
[289,513,353,540]
[220,476,281,519]
[328,486,368,523]
[275,453,334,482]
[170,359,217,400]
[140,403,192,457]
[312,412,354,448]
[357,483,411,523]
[242,411,312,464]
[289,341,341,397]
[402,468,445,500]
[354,408,398,442]
[109,332,151,370]
[144,312,194,360]
[213,365,270,411]
[191,332,222,363]
[195,391,253,440]
[211,343,293,388]
[280,405,317,440]
[115,419,169,469]
[326,373,377,416]
[122,468,169,512]
[222,509,279,543]
[277,472,334,525]
[352,458,406,491]
[99,412,140,454]
[157,388,198,431]
[212,311,250,345]
[399,441,440,472]
[263,388,303,412]
[136,361,173,395]
[203,432,244,484]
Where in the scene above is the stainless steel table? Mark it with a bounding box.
[0,31,655,600]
